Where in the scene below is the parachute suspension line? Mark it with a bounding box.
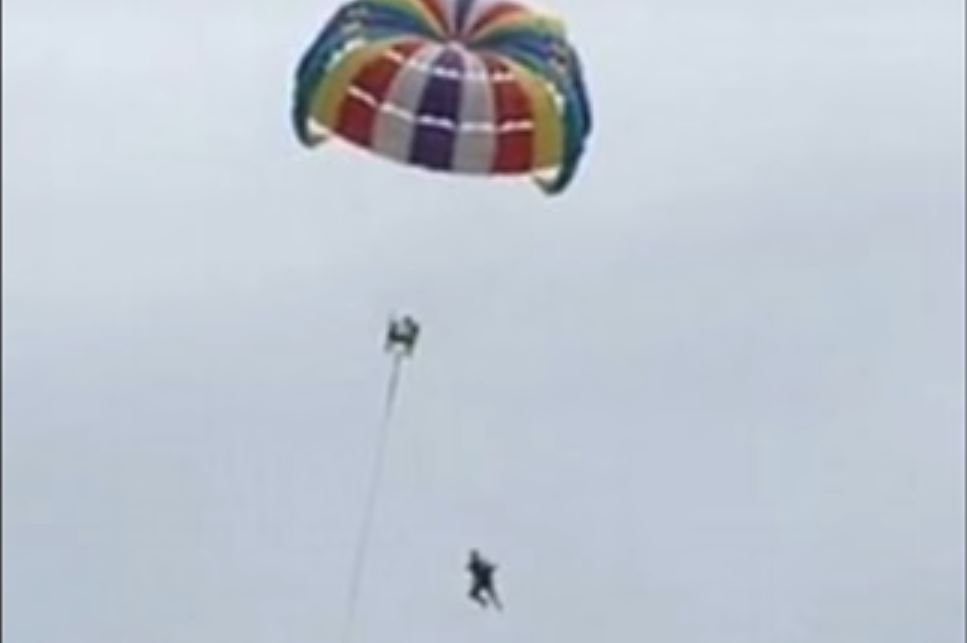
[341,351,406,643]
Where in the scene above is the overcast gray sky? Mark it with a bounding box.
[3,0,965,642]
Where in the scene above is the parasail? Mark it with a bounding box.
[292,0,592,194]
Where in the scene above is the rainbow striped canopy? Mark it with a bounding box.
[292,0,592,194]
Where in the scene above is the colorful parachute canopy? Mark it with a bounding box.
[292,0,592,195]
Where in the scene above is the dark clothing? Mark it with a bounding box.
[467,554,502,610]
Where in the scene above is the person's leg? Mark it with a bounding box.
[469,584,488,608]
[486,586,503,611]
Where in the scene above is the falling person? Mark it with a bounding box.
[467,550,502,610]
